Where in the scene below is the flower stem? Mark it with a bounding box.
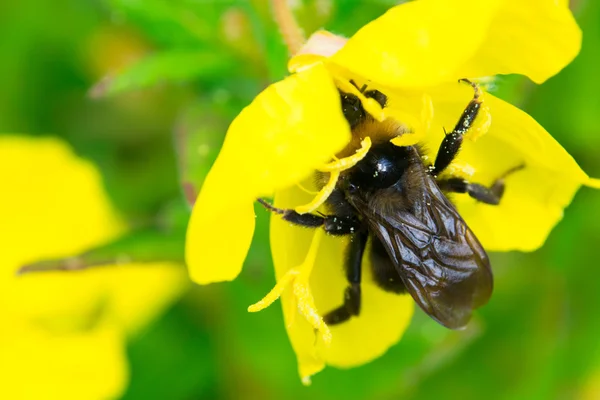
[270,0,305,56]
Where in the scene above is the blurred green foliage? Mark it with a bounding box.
[2,0,600,399]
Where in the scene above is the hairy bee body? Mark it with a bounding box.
[263,82,507,329]
[327,125,493,328]
[319,86,494,329]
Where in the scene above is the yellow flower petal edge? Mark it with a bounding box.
[270,181,413,383]
[288,30,347,73]
[331,0,501,88]
[185,63,351,284]
[459,0,581,84]
[0,135,124,278]
[1,135,188,400]
[389,84,593,251]
[329,0,580,88]
[456,92,590,251]
[0,135,125,400]
[585,178,600,189]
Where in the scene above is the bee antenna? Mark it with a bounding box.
[443,127,448,135]
[257,198,285,214]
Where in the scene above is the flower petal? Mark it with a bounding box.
[0,135,124,281]
[330,0,501,88]
[454,93,587,251]
[0,322,127,400]
[271,181,413,382]
[288,30,347,73]
[100,263,188,334]
[0,135,153,400]
[186,63,351,284]
[391,84,590,251]
[458,0,582,84]
[329,0,579,88]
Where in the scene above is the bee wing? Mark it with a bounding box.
[364,176,493,329]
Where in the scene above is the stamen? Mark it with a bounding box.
[293,137,372,214]
[319,137,372,172]
[248,229,332,345]
[294,170,340,214]
[247,269,298,312]
[296,182,318,195]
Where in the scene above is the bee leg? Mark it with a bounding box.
[257,199,362,234]
[438,178,502,205]
[323,231,369,325]
[431,79,482,176]
[438,165,524,205]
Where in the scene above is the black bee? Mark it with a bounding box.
[259,80,520,329]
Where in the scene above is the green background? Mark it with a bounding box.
[2,0,600,399]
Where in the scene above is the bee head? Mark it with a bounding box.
[343,142,412,194]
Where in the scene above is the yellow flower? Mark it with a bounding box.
[186,0,598,383]
[0,135,187,400]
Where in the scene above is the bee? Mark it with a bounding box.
[259,80,521,329]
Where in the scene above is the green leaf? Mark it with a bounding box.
[106,0,215,47]
[90,50,235,97]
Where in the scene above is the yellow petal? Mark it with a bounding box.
[455,93,587,250]
[392,84,589,251]
[458,0,582,84]
[0,135,124,279]
[186,63,351,284]
[330,0,501,88]
[186,194,255,284]
[271,181,413,382]
[329,0,579,88]
[7,263,187,337]
[105,263,188,334]
[0,135,187,399]
[288,30,347,73]
[586,178,600,189]
[0,322,127,400]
